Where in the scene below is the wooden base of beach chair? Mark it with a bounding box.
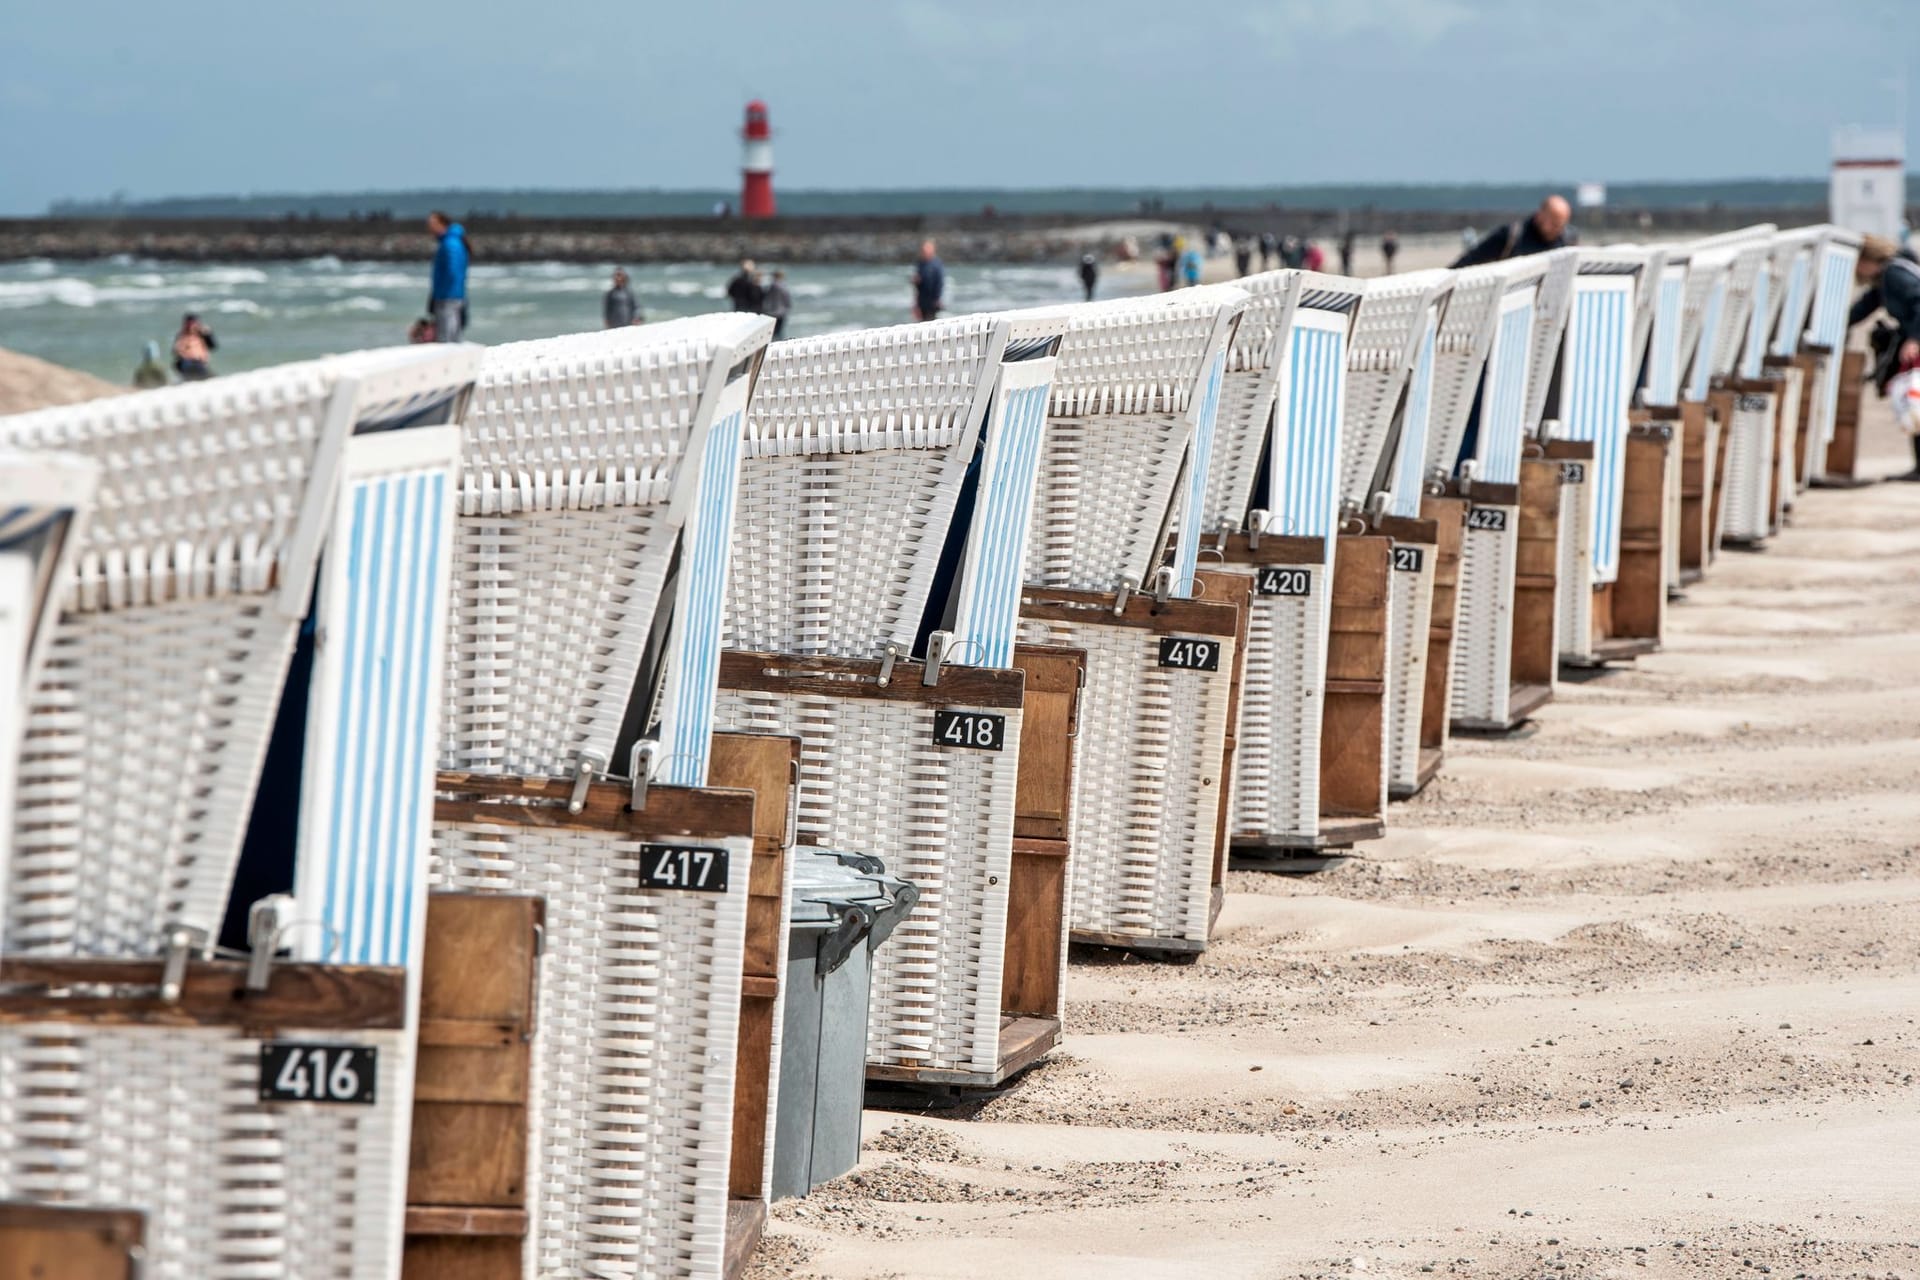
[1007,645,1086,1032]
[725,1198,769,1280]
[864,1015,1063,1088]
[1418,498,1469,763]
[1511,456,1562,696]
[1677,400,1716,577]
[1389,745,1447,800]
[1816,350,1868,486]
[1579,422,1671,662]
[1320,534,1391,848]
[1452,682,1553,735]
[1233,812,1386,855]
[0,1205,146,1280]
[1370,513,1439,805]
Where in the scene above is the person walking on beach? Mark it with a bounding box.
[171,314,216,380]
[1233,237,1252,277]
[603,268,641,328]
[132,340,169,388]
[1180,241,1203,287]
[1452,195,1570,268]
[912,240,946,321]
[1281,236,1305,269]
[1302,240,1326,272]
[1260,231,1277,270]
[1339,228,1356,276]
[728,260,763,313]
[763,269,792,339]
[1850,234,1920,480]
[1078,253,1099,301]
[1381,231,1400,274]
[1155,237,1177,291]
[426,211,468,343]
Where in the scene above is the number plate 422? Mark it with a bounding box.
[639,843,731,893]
[260,1043,376,1105]
[1466,506,1509,532]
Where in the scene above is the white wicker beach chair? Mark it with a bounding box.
[716,309,1069,1081]
[0,348,472,959]
[1550,251,1651,664]
[1801,227,1864,467]
[1521,249,1582,439]
[429,315,774,1280]
[1339,270,1451,814]
[1186,271,1362,853]
[1447,256,1549,731]
[0,450,96,917]
[1010,287,1248,941]
[0,346,479,1280]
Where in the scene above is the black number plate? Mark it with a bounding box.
[1466,507,1509,531]
[1737,394,1769,412]
[1255,566,1312,597]
[932,709,1006,751]
[1560,461,1587,484]
[1158,637,1222,671]
[1391,546,1425,573]
[639,843,731,893]
[259,1044,377,1105]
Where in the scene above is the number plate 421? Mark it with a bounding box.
[260,1043,376,1105]
[639,843,731,893]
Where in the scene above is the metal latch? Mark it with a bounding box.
[1247,508,1269,551]
[922,630,951,686]
[568,750,607,815]
[158,922,209,1002]
[1112,575,1137,616]
[627,740,661,811]
[245,895,296,991]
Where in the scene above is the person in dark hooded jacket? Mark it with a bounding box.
[1452,195,1570,268]
[1850,234,1920,479]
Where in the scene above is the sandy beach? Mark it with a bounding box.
[747,371,1920,1274]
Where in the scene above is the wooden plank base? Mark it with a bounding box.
[1069,928,1209,959]
[1233,814,1385,852]
[864,1015,1061,1088]
[725,1198,767,1280]
[1229,848,1355,875]
[1563,636,1660,669]
[1389,746,1446,801]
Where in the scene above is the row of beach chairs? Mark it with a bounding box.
[0,220,1866,1279]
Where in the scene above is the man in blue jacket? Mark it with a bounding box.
[426,211,468,342]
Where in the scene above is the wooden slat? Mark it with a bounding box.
[0,960,406,1031]
[434,773,755,840]
[1611,424,1670,643]
[725,1197,769,1280]
[402,1235,522,1280]
[719,650,1025,708]
[1418,497,1468,752]
[1020,587,1242,637]
[1824,349,1866,481]
[1511,456,1562,688]
[421,896,541,1026]
[0,1204,144,1280]
[1320,535,1389,824]
[409,1103,525,1208]
[1677,399,1710,572]
[1001,837,1068,1019]
[405,1207,527,1237]
[1194,568,1252,891]
[1203,532,1327,566]
[1011,645,1085,842]
[414,1045,528,1104]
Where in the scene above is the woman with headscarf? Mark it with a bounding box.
[132,340,169,388]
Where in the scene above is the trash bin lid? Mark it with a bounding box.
[788,847,898,925]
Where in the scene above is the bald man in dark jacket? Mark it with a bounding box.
[1452,195,1572,268]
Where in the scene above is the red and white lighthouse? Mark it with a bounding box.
[741,100,775,219]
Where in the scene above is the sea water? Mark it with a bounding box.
[0,256,1135,383]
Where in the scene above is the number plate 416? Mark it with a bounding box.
[260,1043,376,1105]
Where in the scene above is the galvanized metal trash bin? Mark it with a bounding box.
[772,849,917,1200]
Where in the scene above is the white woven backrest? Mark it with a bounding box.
[1474,279,1540,487]
[1423,264,1506,475]
[1558,274,1637,583]
[1740,257,1773,379]
[1768,238,1819,359]
[1681,250,1734,401]
[1205,270,1307,532]
[1521,248,1581,433]
[1385,300,1445,518]
[1805,230,1862,352]
[1026,288,1245,594]
[726,314,1002,660]
[948,312,1069,666]
[1341,270,1450,509]
[290,423,466,970]
[446,314,773,782]
[1644,259,1691,407]
[1266,284,1363,538]
[1712,242,1772,381]
[0,451,97,922]
[0,355,381,956]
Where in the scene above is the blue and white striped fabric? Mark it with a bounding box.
[1740,264,1771,380]
[301,443,457,967]
[1807,242,1857,350]
[656,399,749,788]
[1264,311,1348,539]
[1387,308,1440,519]
[1645,266,1689,406]
[1559,278,1634,582]
[1475,291,1535,487]
[1769,250,1812,358]
[950,361,1054,668]
[1170,351,1226,593]
[1686,278,1728,401]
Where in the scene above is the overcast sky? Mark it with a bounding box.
[4,0,1913,214]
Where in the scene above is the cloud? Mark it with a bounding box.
[1241,0,1480,52]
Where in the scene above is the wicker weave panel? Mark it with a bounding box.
[1721,393,1775,542]
[1449,519,1517,724]
[1220,565,1329,841]
[430,824,750,1280]
[1713,245,1771,380]
[1425,268,1505,476]
[0,1023,408,1279]
[710,689,1018,1072]
[1016,617,1230,943]
[1385,562,1435,794]
[1520,250,1579,434]
[1205,369,1271,533]
[1768,247,1814,359]
[1023,411,1192,593]
[7,596,294,954]
[1342,272,1448,509]
[1556,472,1596,661]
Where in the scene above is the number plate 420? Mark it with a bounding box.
[260,1043,376,1105]
[639,843,731,893]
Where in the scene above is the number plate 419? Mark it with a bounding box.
[1158,637,1222,671]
